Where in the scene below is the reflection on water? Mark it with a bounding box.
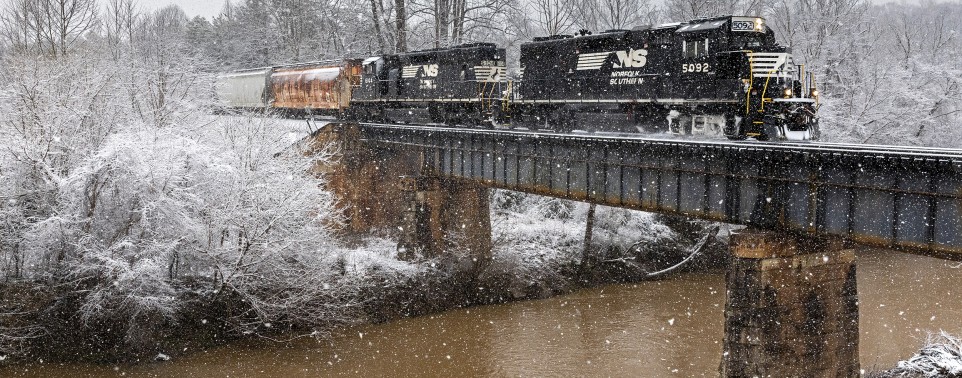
[4,249,961,377]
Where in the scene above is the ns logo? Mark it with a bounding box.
[577,49,648,70]
[419,64,439,77]
[613,49,647,68]
[402,64,439,79]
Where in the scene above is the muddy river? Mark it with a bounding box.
[5,249,961,377]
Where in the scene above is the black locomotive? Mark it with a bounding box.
[350,43,505,127]
[513,16,819,140]
[217,15,819,141]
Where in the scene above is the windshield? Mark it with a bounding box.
[731,33,769,50]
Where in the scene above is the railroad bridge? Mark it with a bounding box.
[305,122,962,377]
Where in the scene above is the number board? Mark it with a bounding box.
[731,21,755,31]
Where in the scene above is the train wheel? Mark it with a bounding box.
[478,115,495,129]
[671,116,692,135]
[513,109,537,131]
[440,106,455,126]
[356,104,370,122]
[372,105,387,123]
[429,105,444,124]
[756,119,783,141]
[552,109,575,133]
[468,108,489,129]
[525,114,541,131]
[490,107,508,129]
[725,132,747,140]
[668,115,682,134]
[724,114,747,140]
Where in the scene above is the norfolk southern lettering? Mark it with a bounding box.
[610,71,646,85]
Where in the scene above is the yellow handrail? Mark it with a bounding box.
[759,69,776,112]
[745,51,755,115]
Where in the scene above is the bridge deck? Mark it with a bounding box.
[355,123,962,259]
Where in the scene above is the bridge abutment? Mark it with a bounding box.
[310,123,491,266]
[721,230,859,377]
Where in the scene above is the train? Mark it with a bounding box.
[215,15,820,141]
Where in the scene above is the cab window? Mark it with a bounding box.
[683,38,710,58]
[732,34,765,50]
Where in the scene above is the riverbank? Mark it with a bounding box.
[0,189,728,365]
[0,274,732,377]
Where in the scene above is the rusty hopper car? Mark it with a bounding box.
[215,67,273,109]
[269,60,362,116]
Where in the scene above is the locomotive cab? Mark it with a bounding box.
[728,17,818,140]
[356,57,387,98]
[668,16,818,140]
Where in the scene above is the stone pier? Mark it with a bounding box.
[397,177,492,263]
[721,230,860,377]
[307,123,491,266]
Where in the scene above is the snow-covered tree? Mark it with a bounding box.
[767,1,962,146]
[572,0,658,32]
[665,0,767,21]
[0,0,99,57]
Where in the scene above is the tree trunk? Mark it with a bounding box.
[582,203,596,265]
[435,0,449,48]
[452,0,465,44]
[394,0,406,52]
[370,0,386,52]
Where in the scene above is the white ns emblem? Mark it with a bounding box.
[613,49,648,68]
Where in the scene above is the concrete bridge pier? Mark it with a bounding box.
[721,230,860,377]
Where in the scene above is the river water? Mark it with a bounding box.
[5,249,961,377]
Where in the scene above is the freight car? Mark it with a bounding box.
[270,60,362,116]
[216,15,818,141]
[215,67,273,110]
[215,60,363,116]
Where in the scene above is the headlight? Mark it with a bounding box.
[811,90,819,97]
[783,88,792,97]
